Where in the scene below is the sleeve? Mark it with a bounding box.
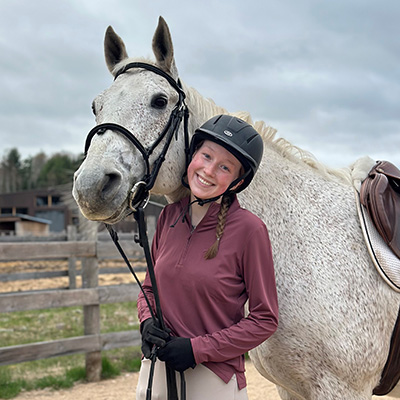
[136,207,166,323]
[191,222,279,364]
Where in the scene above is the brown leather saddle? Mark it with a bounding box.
[360,160,400,259]
[359,161,400,396]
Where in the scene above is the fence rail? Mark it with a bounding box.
[0,241,96,260]
[0,233,150,381]
[0,239,146,285]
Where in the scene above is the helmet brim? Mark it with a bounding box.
[191,129,255,172]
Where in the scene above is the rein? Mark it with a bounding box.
[84,62,190,400]
[106,210,182,400]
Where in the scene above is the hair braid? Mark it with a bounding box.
[204,194,232,260]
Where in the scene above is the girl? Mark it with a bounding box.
[136,115,278,400]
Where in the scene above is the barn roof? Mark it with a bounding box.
[0,214,52,225]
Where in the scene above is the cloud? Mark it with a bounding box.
[0,0,399,168]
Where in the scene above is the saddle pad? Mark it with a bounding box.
[356,191,400,292]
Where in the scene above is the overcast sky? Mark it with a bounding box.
[0,0,399,168]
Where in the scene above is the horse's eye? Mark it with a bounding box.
[91,101,97,116]
[151,95,168,109]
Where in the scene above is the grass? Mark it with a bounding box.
[0,355,135,399]
[0,363,84,398]
[0,301,139,347]
[0,301,142,399]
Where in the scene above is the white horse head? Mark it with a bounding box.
[73,17,400,400]
[73,18,200,223]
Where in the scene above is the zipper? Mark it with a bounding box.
[177,225,195,267]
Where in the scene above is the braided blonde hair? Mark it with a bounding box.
[204,194,233,260]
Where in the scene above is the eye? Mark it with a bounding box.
[220,165,230,172]
[151,95,168,109]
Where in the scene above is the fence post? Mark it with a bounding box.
[82,221,101,382]
[67,225,77,289]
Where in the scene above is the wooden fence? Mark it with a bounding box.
[0,221,157,382]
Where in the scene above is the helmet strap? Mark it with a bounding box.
[194,195,221,206]
[181,171,190,189]
[227,169,250,193]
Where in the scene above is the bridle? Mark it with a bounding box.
[84,62,191,400]
[84,62,191,212]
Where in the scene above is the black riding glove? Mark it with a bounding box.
[157,337,196,372]
[140,318,170,359]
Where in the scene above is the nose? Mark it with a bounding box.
[73,167,123,207]
[203,162,217,177]
[100,171,122,199]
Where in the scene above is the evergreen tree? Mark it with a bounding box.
[0,149,83,193]
[36,153,82,188]
[0,148,22,192]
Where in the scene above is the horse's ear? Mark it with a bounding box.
[104,26,128,74]
[152,16,178,77]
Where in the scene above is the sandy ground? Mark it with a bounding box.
[14,361,280,400]
[0,259,146,292]
[12,363,396,400]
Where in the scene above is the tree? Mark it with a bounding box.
[36,153,82,188]
[0,149,83,193]
[29,152,48,188]
[0,148,22,193]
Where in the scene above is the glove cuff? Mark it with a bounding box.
[140,318,154,333]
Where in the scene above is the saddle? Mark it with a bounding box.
[357,161,400,396]
[360,160,400,259]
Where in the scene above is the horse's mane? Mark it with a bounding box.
[184,85,354,186]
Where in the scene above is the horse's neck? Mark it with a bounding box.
[239,144,355,224]
[165,185,190,204]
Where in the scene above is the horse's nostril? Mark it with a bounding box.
[101,172,122,198]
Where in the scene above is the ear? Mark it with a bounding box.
[232,179,244,191]
[104,26,129,74]
[152,16,178,77]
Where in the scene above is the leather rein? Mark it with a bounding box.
[83,62,191,400]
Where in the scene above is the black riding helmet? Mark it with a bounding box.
[187,114,264,194]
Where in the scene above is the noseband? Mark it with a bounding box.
[84,62,190,211]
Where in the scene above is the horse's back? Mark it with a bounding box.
[243,152,400,398]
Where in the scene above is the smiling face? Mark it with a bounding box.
[187,140,243,201]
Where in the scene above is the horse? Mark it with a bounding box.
[72,16,400,399]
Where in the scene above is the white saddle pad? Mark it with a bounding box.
[356,192,400,292]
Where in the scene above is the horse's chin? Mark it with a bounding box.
[101,208,131,225]
[80,203,131,225]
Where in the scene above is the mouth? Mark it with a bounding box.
[197,174,214,187]
[79,199,130,225]
[101,211,130,224]
[102,203,132,224]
